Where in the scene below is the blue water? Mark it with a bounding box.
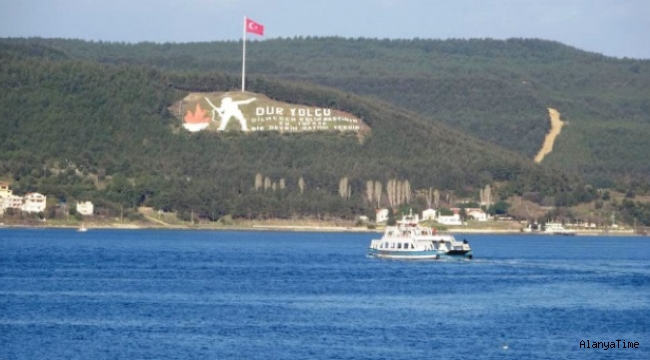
[1,229,649,360]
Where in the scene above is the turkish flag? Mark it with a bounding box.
[246,18,264,36]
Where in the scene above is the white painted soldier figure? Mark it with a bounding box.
[205,96,256,131]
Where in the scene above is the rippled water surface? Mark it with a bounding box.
[1,229,649,359]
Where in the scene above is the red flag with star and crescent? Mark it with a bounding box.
[246,18,264,36]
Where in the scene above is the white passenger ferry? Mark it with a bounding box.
[368,211,473,260]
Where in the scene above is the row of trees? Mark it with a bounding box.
[3,162,608,224]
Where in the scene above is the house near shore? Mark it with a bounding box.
[0,182,11,198]
[446,207,489,222]
[376,208,389,224]
[466,208,489,222]
[1,195,23,215]
[22,192,46,213]
[0,182,13,215]
[422,208,437,221]
[76,201,94,216]
[0,185,47,215]
[437,209,463,226]
[3,195,23,209]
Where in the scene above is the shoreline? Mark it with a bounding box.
[0,221,644,237]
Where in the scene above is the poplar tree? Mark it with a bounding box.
[374,181,382,208]
[298,177,305,194]
[366,180,374,204]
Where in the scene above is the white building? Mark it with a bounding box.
[2,195,24,214]
[437,213,463,226]
[0,182,11,198]
[422,208,437,221]
[0,184,21,215]
[437,208,464,226]
[76,201,94,216]
[467,208,489,222]
[376,208,389,224]
[22,192,46,213]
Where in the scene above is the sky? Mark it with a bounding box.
[1,0,649,59]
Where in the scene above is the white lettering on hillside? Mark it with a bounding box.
[251,107,360,132]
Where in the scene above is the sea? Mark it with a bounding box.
[1,228,649,360]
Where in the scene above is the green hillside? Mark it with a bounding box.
[0,42,592,222]
[5,37,648,187]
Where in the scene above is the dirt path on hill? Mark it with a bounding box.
[534,108,564,163]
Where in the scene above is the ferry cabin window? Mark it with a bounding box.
[397,243,402,249]
[403,243,409,249]
[390,243,395,249]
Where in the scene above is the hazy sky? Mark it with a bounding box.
[1,0,648,59]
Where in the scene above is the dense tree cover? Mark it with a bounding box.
[617,199,650,227]
[0,43,596,221]
[2,37,649,187]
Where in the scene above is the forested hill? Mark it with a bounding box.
[4,37,648,187]
[0,41,592,222]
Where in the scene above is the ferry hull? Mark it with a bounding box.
[368,248,472,260]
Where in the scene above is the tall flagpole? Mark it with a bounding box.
[241,16,247,92]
